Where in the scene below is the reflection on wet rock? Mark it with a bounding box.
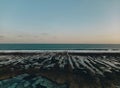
[0,74,68,88]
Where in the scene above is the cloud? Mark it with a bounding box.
[40,33,49,36]
[0,35,4,39]
[52,35,57,39]
[0,35,5,41]
[16,33,50,38]
[17,35,23,37]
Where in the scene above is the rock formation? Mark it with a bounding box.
[0,52,120,88]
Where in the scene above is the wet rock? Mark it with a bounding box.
[0,74,68,88]
[0,52,120,88]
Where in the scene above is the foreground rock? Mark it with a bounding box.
[0,52,120,88]
[0,74,67,88]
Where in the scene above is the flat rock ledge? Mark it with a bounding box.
[0,52,120,88]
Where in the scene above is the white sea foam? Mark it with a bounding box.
[0,49,120,53]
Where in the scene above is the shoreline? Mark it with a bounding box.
[0,49,120,53]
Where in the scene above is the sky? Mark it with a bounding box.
[0,0,120,44]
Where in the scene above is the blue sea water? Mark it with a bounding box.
[0,44,120,50]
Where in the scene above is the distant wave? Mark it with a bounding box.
[0,49,120,53]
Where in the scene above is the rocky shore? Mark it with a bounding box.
[0,51,120,88]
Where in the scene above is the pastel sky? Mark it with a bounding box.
[0,0,120,44]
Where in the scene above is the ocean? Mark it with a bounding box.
[0,44,120,50]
